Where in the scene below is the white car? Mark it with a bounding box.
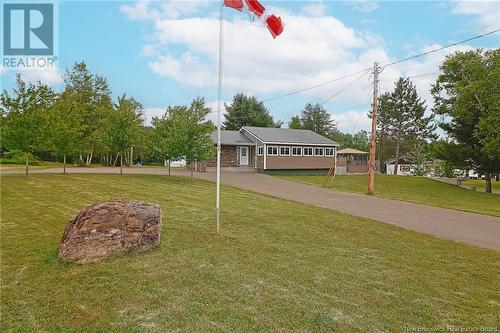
[164,159,186,167]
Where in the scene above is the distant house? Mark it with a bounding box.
[198,126,339,173]
[386,157,431,176]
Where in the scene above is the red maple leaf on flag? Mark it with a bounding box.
[224,0,284,38]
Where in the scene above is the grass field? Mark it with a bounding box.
[463,179,500,191]
[1,174,499,332]
[0,161,65,172]
[278,174,500,217]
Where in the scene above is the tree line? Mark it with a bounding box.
[374,49,499,192]
[1,49,498,191]
[222,49,499,192]
[0,62,215,179]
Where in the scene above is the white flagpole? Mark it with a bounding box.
[216,1,224,234]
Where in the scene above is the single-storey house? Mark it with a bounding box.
[198,126,339,173]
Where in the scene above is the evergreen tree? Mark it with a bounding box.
[431,49,499,192]
[330,130,370,151]
[375,92,392,173]
[288,115,302,129]
[381,77,436,174]
[223,93,281,130]
[299,103,335,136]
[406,141,430,176]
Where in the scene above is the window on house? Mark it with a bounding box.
[280,146,290,156]
[267,146,278,156]
[257,146,263,156]
[314,147,324,156]
[292,147,302,156]
[303,147,313,156]
[325,148,335,156]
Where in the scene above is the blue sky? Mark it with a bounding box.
[1,0,499,132]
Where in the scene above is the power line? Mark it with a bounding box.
[261,28,499,112]
[379,72,441,82]
[320,69,371,106]
[267,72,369,113]
[382,28,500,68]
[262,67,372,103]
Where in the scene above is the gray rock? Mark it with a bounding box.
[58,200,162,263]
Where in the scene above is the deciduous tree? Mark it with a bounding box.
[0,75,56,175]
[100,95,143,174]
[47,98,80,173]
[60,61,113,165]
[431,49,499,192]
[167,98,215,180]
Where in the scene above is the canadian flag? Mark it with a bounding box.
[224,0,284,38]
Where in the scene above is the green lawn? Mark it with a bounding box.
[278,174,500,217]
[1,174,499,332]
[0,161,65,172]
[463,179,500,191]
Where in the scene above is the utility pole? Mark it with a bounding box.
[368,62,380,195]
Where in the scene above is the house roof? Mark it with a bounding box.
[337,148,369,155]
[210,130,254,146]
[386,156,410,164]
[241,126,339,146]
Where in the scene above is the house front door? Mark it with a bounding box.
[239,146,249,166]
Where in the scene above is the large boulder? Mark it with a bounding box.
[58,200,162,263]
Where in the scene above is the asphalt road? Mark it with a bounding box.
[3,167,499,251]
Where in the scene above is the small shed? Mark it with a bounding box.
[386,157,413,175]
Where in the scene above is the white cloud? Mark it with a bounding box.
[121,0,209,21]
[159,1,209,19]
[379,43,475,109]
[142,12,378,96]
[125,1,488,127]
[348,1,379,13]
[334,110,372,133]
[143,100,227,126]
[206,99,228,125]
[140,44,158,57]
[20,66,63,86]
[302,2,328,17]
[148,52,212,87]
[120,0,151,21]
[452,0,500,32]
[143,107,166,125]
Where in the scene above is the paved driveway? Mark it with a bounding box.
[3,167,500,251]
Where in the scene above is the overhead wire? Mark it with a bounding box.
[259,28,499,107]
[262,67,372,103]
[381,28,500,68]
[320,69,372,106]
